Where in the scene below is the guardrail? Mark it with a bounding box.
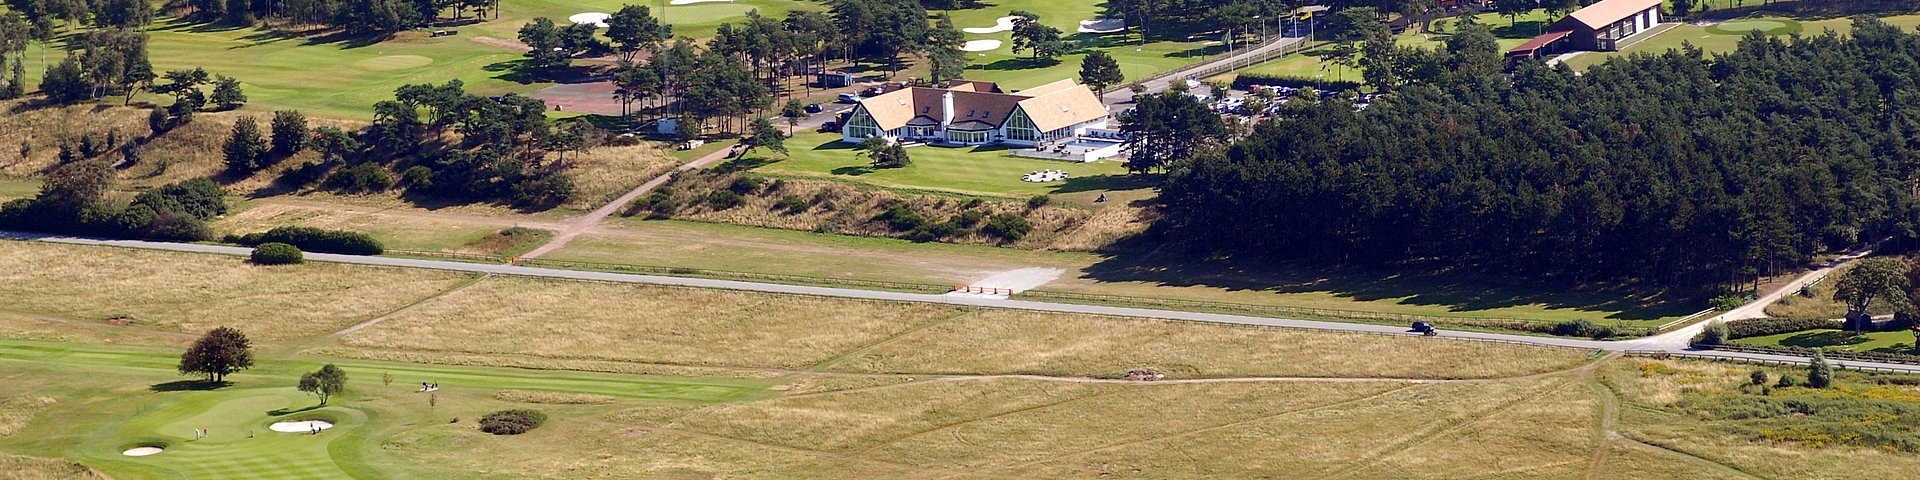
[384,249,507,264]
[1655,308,1716,331]
[1103,35,1317,95]
[513,258,954,294]
[1625,349,1920,373]
[1692,343,1920,366]
[1018,289,1567,327]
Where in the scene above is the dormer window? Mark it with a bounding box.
[983,111,991,117]
[968,110,976,117]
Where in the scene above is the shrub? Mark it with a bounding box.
[983,213,1032,241]
[1775,374,1797,388]
[251,242,303,265]
[1694,320,1730,345]
[772,195,808,214]
[1807,352,1833,388]
[953,210,985,228]
[1709,293,1748,310]
[1026,194,1051,209]
[1551,320,1616,339]
[728,176,765,194]
[400,165,434,190]
[704,190,745,210]
[1750,369,1769,386]
[229,226,383,255]
[478,409,547,435]
[874,201,930,232]
[323,162,395,193]
[277,161,334,189]
[1724,318,1840,339]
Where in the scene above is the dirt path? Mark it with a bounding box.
[519,145,736,259]
[470,36,531,52]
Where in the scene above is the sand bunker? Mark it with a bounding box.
[269,420,334,433]
[122,446,163,457]
[1078,18,1126,34]
[669,0,732,4]
[568,12,611,28]
[961,39,1003,52]
[964,16,1020,34]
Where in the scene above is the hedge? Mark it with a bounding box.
[1725,317,1841,339]
[250,243,304,265]
[478,409,547,435]
[227,226,384,255]
[1228,73,1361,92]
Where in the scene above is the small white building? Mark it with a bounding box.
[840,79,1111,147]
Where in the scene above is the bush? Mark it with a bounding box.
[874,201,929,232]
[1709,293,1748,310]
[983,213,1032,241]
[478,409,547,435]
[728,176,765,194]
[1694,320,1730,345]
[1026,194,1051,209]
[1228,72,1361,92]
[250,243,304,265]
[229,226,383,255]
[323,162,395,193]
[1808,353,1833,388]
[400,165,434,190]
[1551,320,1616,339]
[951,210,985,228]
[704,190,745,210]
[1750,369,1770,386]
[1775,374,1797,388]
[772,195,808,214]
[1724,318,1840,340]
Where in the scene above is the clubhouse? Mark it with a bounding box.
[1508,0,1666,60]
[840,79,1111,147]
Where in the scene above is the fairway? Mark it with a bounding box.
[750,132,1132,197]
[1561,13,1920,71]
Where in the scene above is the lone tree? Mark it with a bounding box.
[741,117,787,158]
[1807,351,1833,388]
[858,136,909,168]
[780,99,806,135]
[1079,50,1124,94]
[298,364,348,404]
[178,327,254,383]
[1832,258,1911,334]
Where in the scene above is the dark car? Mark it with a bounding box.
[804,103,824,113]
[1411,321,1436,336]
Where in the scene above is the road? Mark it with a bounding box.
[1097,35,1310,111]
[8,232,1917,373]
[1638,244,1878,350]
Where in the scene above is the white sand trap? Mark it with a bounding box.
[568,12,610,28]
[269,420,334,433]
[122,447,163,457]
[961,39,1003,52]
[964,16,1020,34]
[1078,18,1127,34]
[669,0,732,4]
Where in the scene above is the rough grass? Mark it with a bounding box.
[339,276,967,369]
[826,309,1593,379]
[0,395,59,437]
[0,453,107,480]
[0,241,472,341]
[557,143,683,210]
[493,390,616,405]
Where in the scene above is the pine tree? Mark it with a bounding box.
[1079,51,1124,94]
[223,116,268,174]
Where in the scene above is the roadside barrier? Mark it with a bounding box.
[951,285,1012,295]
[1626,349,1920,374]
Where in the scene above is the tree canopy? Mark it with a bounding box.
[178,327,254,383]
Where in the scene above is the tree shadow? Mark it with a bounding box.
[971,57,1064,72]
[267,404,325,416]
[831,166,876,176]
[713,156,775,173]
[1776,331,1871,348]
[486,60,545,85]
[150,380,230,392]
[1491,21,1552,39]
[1049,173,1157,194]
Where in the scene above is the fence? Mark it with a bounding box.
[1018,289,1582,329]
[383,250,508,264]
[1654,308,1716,331]
[1102,35,1324,95]
[1693,343,1920,366]
[513,258,954,294]
[1625,349,1920,374]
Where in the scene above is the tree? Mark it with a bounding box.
[40,56,90,104]
[210,74,246,110]
[1118,91,1227,173]
[1833,258,1911,333]
[223,116,269,174]
[1806,351,1832,388]
[780,99,806,135]
[926,13,967,85]
[605,4,664,62]
[95,0,154,28]
[297,364,347,404]
[269,110,309,156]
[178,327,254,383]
[858,136,908,168]
[1492,0,1535,26]
[1011,14,1069,61]
[674,114,701,141]
[518,17,570,69]
[1079,50,1124,94]
[1696,320,1729,346]
[1670,0,1693,18]
[742,117,786,157]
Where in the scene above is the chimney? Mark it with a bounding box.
[941,91,955,129]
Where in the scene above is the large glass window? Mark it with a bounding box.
[1004,109,1039,142]
[846,109,881,139]
[949,130,988,143]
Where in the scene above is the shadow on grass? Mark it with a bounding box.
[1079,240,1695,321]
[831,166,876,176]
[1777,331,1872,348]
[267,404,326,416]
[1492,21,1552,39]
[1050,173,1157,194]
[150,380,230,392]
[972,57,1065,72]
[1868,343,1920,355]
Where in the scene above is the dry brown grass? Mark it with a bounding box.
[558,143,683,210]
[0,453,107,480]
[635,172,1122,250]
[302,346,787,379]
[493,390,617,405]
[0,241,472,341]
[0,395,58,437]
[210,200,550,252]
[826,309,1593,379]
[338,276,967,369]
[0,101,153,180]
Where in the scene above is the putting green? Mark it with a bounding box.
[92,388,365,479]
[355,55,435,71]
[1708,19,1801,36]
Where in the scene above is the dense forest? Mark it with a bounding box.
[1161,17,1920,289]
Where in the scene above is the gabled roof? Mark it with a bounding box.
[945,80,1001,93]
[1563,0,1662,30]
[1508,30,1573,56]
[852,79,1107,132]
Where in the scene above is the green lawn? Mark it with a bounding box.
[0,339,775,480]
[1560,13,1920,71]
[1218,10,1548,84]
[746,132,1133,197]
[0,179,38,201]
[1733,329,1919,355]
[937,0,1214,90]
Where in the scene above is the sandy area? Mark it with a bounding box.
[964,16,1020,34]
[123,447,163,456]
[269,420,334,433]
[961,39,1004,52]
[470,36,531,52]
[569,12,611,28]
[1079,18,1126,34]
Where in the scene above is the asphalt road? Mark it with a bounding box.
[9,232,1918,374]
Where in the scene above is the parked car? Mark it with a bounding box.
[837,93,861,103]
[804,103,824,113]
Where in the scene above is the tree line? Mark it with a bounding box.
[1157,17,1920,291]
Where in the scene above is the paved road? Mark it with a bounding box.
[8,232,1917,374]
[1098,35,1309,110]
[1638,244,1878,350]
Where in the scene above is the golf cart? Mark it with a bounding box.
[1410,321,1437,336]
